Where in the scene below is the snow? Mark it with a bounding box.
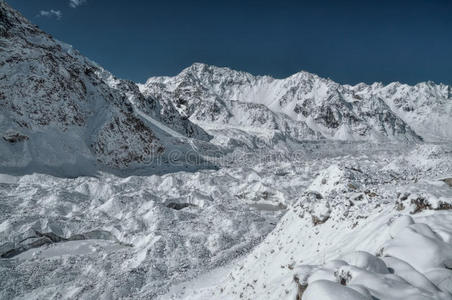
[303,280,372,300]
[15,239,122,260]
[140,62,443,144]
[0,1,210,176]
[1,2,452,299]
[340,251,389,274]
[174,145,452,300]
[1,141,450,299]
[0,164,286,298]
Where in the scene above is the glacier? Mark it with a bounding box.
[1,1,452,299]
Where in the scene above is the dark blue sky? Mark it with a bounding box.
[7,0,452,84]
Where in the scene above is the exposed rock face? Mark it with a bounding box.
[350,81,452,142]
[141,63,450,143]
[0,1,207,174]
[103,76,211,142]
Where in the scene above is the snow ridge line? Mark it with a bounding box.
[133,106,199,152]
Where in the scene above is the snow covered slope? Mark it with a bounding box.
[0,1,209,176]
[141,63,451,143]
[168,144,452,300]
[351,81,452,142]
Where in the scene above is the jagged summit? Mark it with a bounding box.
[140,62,452,143]
[176,62,448,91]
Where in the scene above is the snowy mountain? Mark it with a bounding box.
[141,63,451,143]
[350,81,452,142]
[1,0,449,177]
[1,1,452,300]
[0,1,209,176]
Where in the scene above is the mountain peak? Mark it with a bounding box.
[0,2,211,175]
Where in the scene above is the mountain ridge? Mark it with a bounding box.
[143,62,451,92]
[141,62,452,143]
[0,1,210,176]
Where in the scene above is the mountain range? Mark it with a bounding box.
[1,0,451,175]
[141,63,451,144]
[1,2,452,300]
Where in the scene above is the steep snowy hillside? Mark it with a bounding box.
[141,63,451,143]
[0,1,209,176]
[163,144,452,300]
